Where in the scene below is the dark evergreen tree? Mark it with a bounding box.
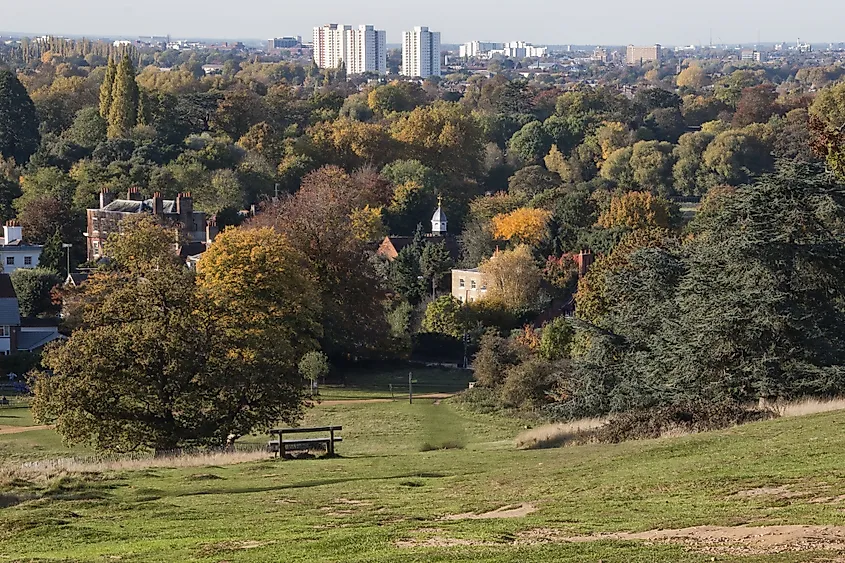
[39,230,65,275]
[99,57,117,119]
[0,70,40,164]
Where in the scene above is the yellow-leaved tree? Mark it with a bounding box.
[491,207,551,245]
[196,227,323,426]
[479,245,542,311]
[597,191,671,230]
[349,205,386,241]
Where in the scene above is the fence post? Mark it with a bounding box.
[409,371,413,404]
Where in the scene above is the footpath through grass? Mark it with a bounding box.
[4,374,845,561]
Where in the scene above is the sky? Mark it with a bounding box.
[2,0,844,46]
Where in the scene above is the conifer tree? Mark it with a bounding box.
[107,55,139,138]
[0,70,40,164]
[99,57,116,119]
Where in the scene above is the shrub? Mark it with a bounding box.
[593,401,775,444]
[500,357,555,409]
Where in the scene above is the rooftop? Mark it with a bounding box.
[101,199,178,214]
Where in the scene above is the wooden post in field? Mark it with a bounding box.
[409,372,413,404]
[390,383,394,401]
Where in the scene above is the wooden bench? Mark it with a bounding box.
[268,426,342,458]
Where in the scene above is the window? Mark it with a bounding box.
[458,295,464,303]
[5,256,13,266]
[470,297,475,303]
[471,280,477,290]
[459,278,465,288]
[92,240,100,256]
[0,326,9,337]
[481,283,487,292]
[24,256,32,266]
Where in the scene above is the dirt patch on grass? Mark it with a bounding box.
[396,537,498,548]
[733,486,807,499]
[198,540,275,555]
[0,425,52,435]
[443,503,537,520]
[517,525,845,555]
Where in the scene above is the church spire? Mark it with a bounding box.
[431,197,447,235]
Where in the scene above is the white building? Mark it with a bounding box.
[346,25,387,75]
[494,41,548,58]
[313,23,352,69]
[402,26,441,78]
[313,23,387,74]
[459,41,502,58]
[0,222,42,274]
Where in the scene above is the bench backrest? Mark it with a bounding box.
[269,426,342,434]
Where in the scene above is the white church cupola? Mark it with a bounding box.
[431,196,447,234]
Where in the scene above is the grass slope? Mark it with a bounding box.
[3,391,845,561]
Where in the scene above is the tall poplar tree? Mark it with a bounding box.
[99,57,116,119]
[107,55,139,138]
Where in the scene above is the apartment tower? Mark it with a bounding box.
[346,25,387,75]
[402,26,441,78]
[313,24,351,69]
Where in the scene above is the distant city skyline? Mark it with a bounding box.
[3,0,845,47]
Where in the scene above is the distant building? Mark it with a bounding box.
[451,268,487,304]
[741,49,764,62]
[346,25,387,75]
[626,44,662,65]
[85,188,217,262]
[376,201,458,261]
[0,274,64,356]
[490,41,548,59]
[0,221,42,274]
[313,23,352,69]
[312,24,386,74]
[402,26,441,78]
[268,36,302,50]
[591,46,609,62]
[459,41,503,58]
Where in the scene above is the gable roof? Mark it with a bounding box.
[377,235,460,262]
[0,275,20,327]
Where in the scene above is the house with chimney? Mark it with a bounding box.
[0,221,42,274]
[85,188,218,262]
[0,274,63,356]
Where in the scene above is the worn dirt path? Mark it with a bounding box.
[318,393,454,406]
[0,424,52,435]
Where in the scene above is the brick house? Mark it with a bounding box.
[85,188,218,261]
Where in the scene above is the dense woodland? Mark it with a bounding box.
[4,38,845,449]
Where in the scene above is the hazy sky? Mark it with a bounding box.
[3,0,844,46]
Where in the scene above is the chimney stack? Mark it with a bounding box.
[127,187,143,202]
[3,220,22,245]
[151,191,164,215]
[176,192,193,216]
[578,249,594,277]
[100,188,115,209]
[205,215,218,247]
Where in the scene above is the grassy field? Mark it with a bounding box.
[3,370,845,561]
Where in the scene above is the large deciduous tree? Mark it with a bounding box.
[31,220,321,452]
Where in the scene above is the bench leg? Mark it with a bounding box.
[329,429,335,456]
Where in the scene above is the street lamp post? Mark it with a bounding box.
[62,243,72,276]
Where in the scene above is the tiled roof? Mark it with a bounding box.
[17,330,63,351]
